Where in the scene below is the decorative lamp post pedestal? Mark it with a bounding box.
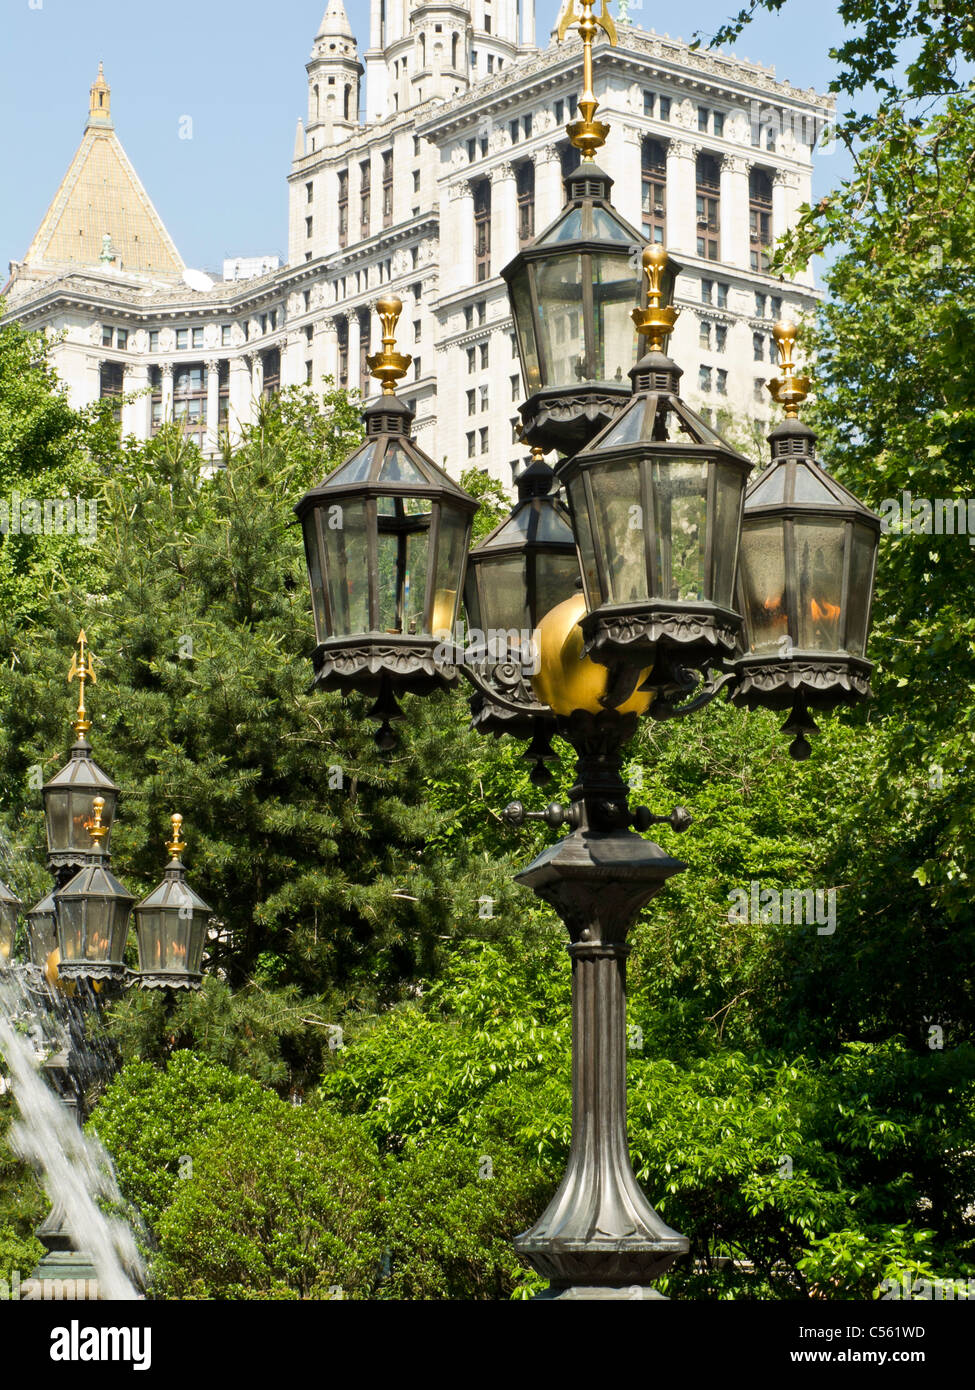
[506,711,690,1298]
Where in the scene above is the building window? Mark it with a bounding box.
[480,427,489,454]
[176,329,189,350]
[555,98,564,124]
[99,362,124,423]
[717,282,729,309]
[476,301,486,325]
[413,169,420,193]
[474,179,491,282]
[467,431,476,458]
[480,342,489,369]
[749,169,773,272]
[523,113,532,138]
[701,279,714,306]
[219,361,230,424]
[755,292,768,318]
[698,106,710,133]
[467,346,476,373]
[413,355,421,379]
[659,95,671,121]
[221,325,232,347]
[699,320,712,350]
[696,154,720,261]
[149,366,162,433]
[358,314,371,390]
[116,329,128,350]
[149,330,160,351]
[771,295,783,320]
[559,141,581,180]
[306,181,314,203]
[102,326,113,348]
[173,363,207,448]
[509,119,519,145]
[337,320,348,388]
[467,389,476,416]
[753,333,766,362]
[382,150,393,227]
[641,138,667,244]
[360,160,371,237]
[516,162,535,246]
[338,169,349,248]
[306,216,314,238]
[192,328,204,349]
[753,378,766,402]
[511,418,521,445]
[699,365,712,393]
[465,306,474,330]
[643,90,655,117]
[714,111,725,138]
[511,373,520,401]
[413,319,422,342]
[480,384,489,411]
[716,324,728,352]
[716,369,728,396]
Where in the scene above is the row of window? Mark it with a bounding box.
[642,139,775,267]
[643,89,789,152]
[697,369,778,403]
[698,321,781,363]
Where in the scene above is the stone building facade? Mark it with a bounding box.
[3,4,832,482]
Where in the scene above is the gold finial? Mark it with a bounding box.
[631,245,680,353]
[530,443,547,464]
[166,814,186,861]
[555,0,617,161]
[68,630,97,739]
[767,321,810,419]
[87,796,107,848]
[366,296,412,395]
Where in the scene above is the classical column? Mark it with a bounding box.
[445,179,475,294]
[160,363,174,424]
[665,141,699,257]
[346,311,361,395]
[317,319,339,387]
[228,356,251,432]
[602,126,642,232]
[523,0,536,46]
[121,362,150,440]
[491,162,519,270]
[533,147,564,230]
[205,360,221,453]
[720,155,751,270]
[772,168,792,244]
[249,352,264,402]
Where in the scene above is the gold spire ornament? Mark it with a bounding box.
[767,321,811,419]
[166,813,186,861]
[631,245,681,353]
[67,629,97,739]
[87,796,108,847]
[555,0,618,160]
[366,296,413,395]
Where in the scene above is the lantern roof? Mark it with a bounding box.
[575,382,752,464]
[43,736,119,794]
[745,441,881,524]
[474,459,576,554]
[28,890,57,920]
[56,860,135,907]
[0,879,22,911]
[136,861,211,916]
[302,429,475,510]
[508,163,644,264]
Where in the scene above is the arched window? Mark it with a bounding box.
[641,138,666,244]
[420,32,426,67]
[452,32,459,68]
[696,154,721,261]
[313,84,320,121]
[749,169,773,272]
[344,84,351,121]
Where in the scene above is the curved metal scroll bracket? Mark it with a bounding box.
[647,668,738,722]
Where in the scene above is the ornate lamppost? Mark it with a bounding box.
[294,2,879,1300]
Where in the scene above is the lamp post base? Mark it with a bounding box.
[532,1283,669,1301]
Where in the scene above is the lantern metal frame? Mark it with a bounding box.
[133,816,212,991]
[0,878,22,968]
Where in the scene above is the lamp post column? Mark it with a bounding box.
[507,712,690,1299]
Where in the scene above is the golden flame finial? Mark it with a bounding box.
[631,245,680,353]
[67,629,97,739]
[767,321,810,420]
[166,814,186,861]
[366,296,412,396]
[555,0,617,160]
[87,796,107,848]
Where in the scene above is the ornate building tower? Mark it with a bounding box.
[306,0,364,152]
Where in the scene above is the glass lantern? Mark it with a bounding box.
[55,799,134,985]
[502,162,647,454]
[26,892,59,970]
[133,816,212,990]
[0,880,21,968]
[559,254,753,691]
[43,741,120,878]
[296,297,477,747]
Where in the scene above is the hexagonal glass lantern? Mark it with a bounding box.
[55,802,134,985]
[0,880,21,968]
[134,818,212,991]
[560,352,752,690]
[43,736,120,878]
[26,892,59,970]
[502,162,646,454]
[733,418,880,730]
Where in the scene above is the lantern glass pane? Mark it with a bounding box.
[795,519,847,651]
[591,251,640,384]
[476,555,529,645]
[432,506,469,636]
[845,523,877,657]
[535,503,574,544]
[509,267,541,395]
[303,513,329,644]
[323,500,370,636]
[84,899,114,961]
[137,910,164,972]
[591,460,647,604]
[793,463,837,505]
[601,399,648,447]
[535,551,583,627]
[45,793,71,852]
[568,478,604,608]
[379,444,427,484]
[377,530,402,633]
[748,466,786,507]
[161,911,191,974]
[652,459,709,602]
[713,465,746,609]
[739,520,788,653]
[57,902,84,961]
[0,917,13,965]
[405,527,431,634]
[535,256,585,387]
[28,912,57,968]
[327,441,378,486]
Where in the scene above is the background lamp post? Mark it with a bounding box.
[43,632,120,883]
[732,322,880,758]
[294,2,879,1299]
[55,797,135,987]
[295,295,479,749]
[133,815,212,991]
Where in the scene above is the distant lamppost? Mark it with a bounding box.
[294,2,879,1299]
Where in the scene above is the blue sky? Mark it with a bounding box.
[0,0,852,277]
